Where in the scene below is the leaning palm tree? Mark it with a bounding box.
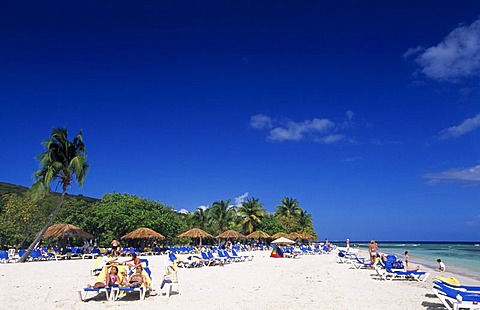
[274,197,301,231]
[209,199,236,235]
[237,197,266,234]
[18,127,89,262]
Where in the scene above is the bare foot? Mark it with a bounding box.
[87,284,92,288]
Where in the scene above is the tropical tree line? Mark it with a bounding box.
[0,127,315,258]
[0,192,316,249]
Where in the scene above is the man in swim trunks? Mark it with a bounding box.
[127,266,146,288]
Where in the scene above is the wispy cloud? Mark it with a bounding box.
[423,165,480,184]
[251,111,355,143]
[371,139,402,146]
[404,18,480,81]
[234,192,249,207]
[250,114,272,130]
[466,215,480,227]
[343,156,363,162]
[438,113,480,139]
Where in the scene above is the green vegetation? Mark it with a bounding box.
[1,128,316,251]
[18,128,89,262]
[1,186,316,249]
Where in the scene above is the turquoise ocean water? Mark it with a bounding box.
[338,242,480,281]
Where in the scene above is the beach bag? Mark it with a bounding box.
[392,261,404,269]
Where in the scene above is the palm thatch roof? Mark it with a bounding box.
[178,228,214,239]
[43,223,93,239]
[216,230,245,239]
[246,230,271,239]
[121,227,165,239]
[270,232,290,239]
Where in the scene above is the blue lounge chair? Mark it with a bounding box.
[432,281,480,310]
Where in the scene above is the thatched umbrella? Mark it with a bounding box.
[43,223,93,239]
[246,230,271,239]
[216,230,245,239]
[271,232,289,239]
[298,232,315,241]
[121,227,165,240]
[288,232,302,240]
[178,228,214,246]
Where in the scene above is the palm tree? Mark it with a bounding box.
[19,127,89,262]
[296,209,314,234]
[274,197,301,231]
[191,206,210,230]
[237,197,266,234]
[210,200,236,234]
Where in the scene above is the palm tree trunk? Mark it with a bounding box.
[18,191,66,263]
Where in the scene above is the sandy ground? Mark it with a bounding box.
[1,249,479,310]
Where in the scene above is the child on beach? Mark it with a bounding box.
[436,258,446,272]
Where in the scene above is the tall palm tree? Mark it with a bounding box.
[296,209,314,234]
[274,197,301,231]
[210,200,236,234]
[191,206,210,230]
[19,127,89,262]
[237,197,266,234]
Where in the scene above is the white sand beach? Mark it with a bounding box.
[1,249,479,310]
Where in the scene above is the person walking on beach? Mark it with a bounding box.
[368,240,378,263]
[436,258,446,272]
[346,239,350,252]
[404,251,409,268]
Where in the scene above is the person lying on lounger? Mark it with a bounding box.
[126,265,147,288]
[87,265,121,288]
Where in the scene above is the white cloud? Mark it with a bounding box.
[406,18,480,81]
[251,112,361,144]
[177,208,189,214]
[439,113,480,139]
[423,165,480,184]
[315,134,345,144]
[268,118,334,142]
[466,215,480,227]
[250,114,272,130]
[234,192,249,207]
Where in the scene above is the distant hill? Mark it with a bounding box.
[0,181,99,204]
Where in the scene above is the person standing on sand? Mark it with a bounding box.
[404,251,409,268]
[368,240,378,263]
[346,239,350,252]
[111,239,120,256]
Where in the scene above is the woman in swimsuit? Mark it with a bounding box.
[88,265,121,288]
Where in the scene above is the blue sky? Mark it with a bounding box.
[1,1,480,241]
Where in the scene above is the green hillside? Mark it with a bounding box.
[0,181,99,204]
